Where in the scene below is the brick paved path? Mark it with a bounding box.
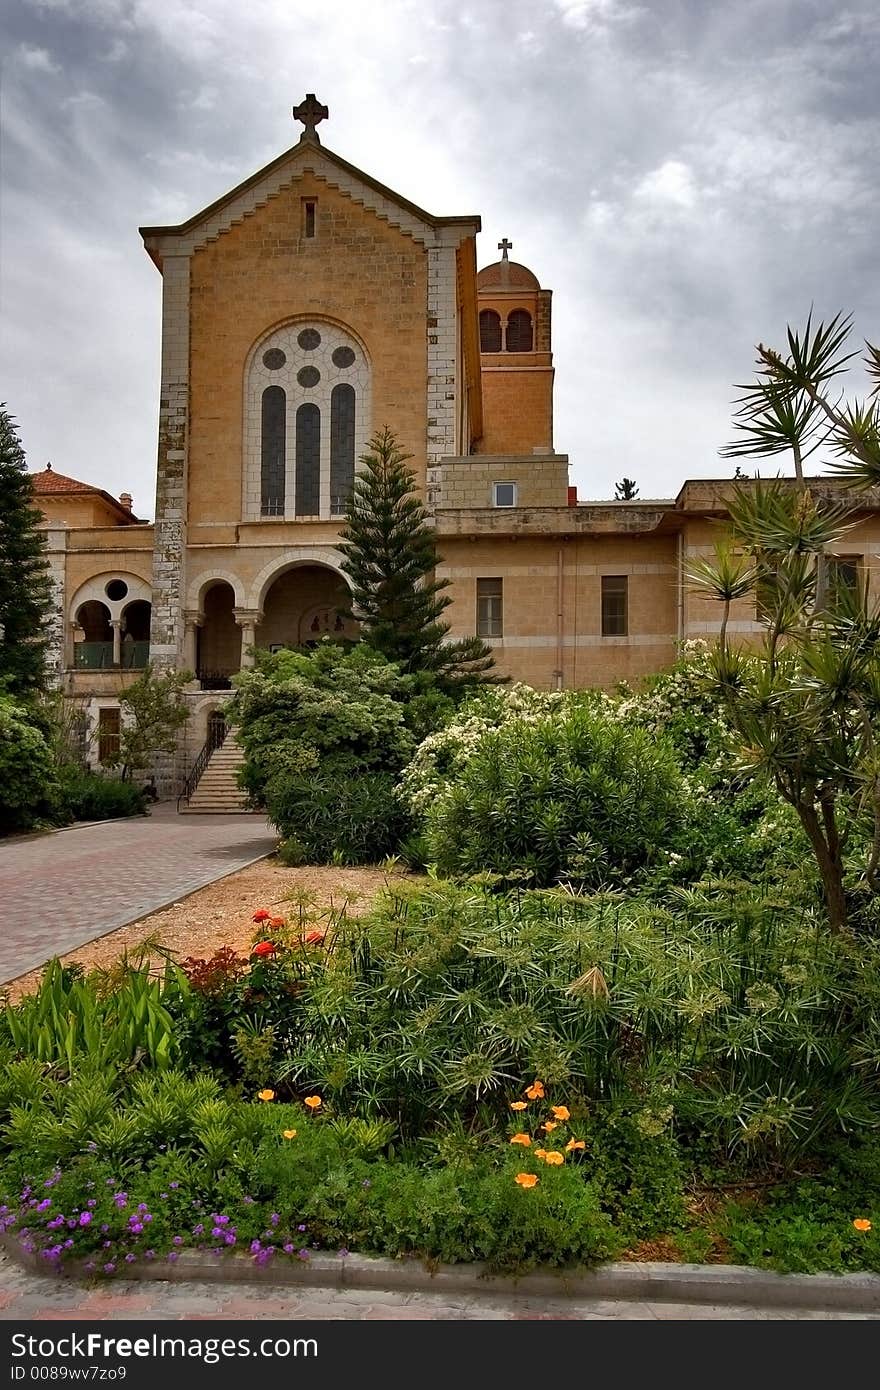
[0,1256,873,1320]
[0,805,276,982]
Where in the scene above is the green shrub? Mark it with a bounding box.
[0,959,185,1071]
[0,695,61,834]
[425,704,684,886]
[232,643,417,804]
[265,771,411,865]
[60,770,147,822]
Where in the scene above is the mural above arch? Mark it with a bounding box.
[243,320,371,524]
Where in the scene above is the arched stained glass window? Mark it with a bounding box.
[479,309,502,353]
[261,386,286,516]
[295,403,321,516]
[330,384,356,515]
[506,310,533,353]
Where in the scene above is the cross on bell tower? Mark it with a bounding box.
[498,237,513,262]
[293,94,329,143]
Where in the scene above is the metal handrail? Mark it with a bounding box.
[177,721,228,810]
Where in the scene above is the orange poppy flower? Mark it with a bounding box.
[551,1105,570,1121]
[509,1133,531,1146]
[525,1080,545,1100]
[304,1095,322,1110]
[252,941,276,958]
[515,1173,538,1188]
[510,1101,528,1111]
[252,909,270,923]
[565,1138,586,1152]
[282,1129,297,1140]
[853,1218,872,1232]
[541,1121,557,1132]
[269,916,286,929]
[257,1089,275,1102]
[534,1148,547,1160]
[543,1150,564,1166]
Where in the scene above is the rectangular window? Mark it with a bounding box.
[302,199,316,239]
[476,578,503,638]
[601,575,628,636]
[755,560,779,621]
[97,707,121,766]
[827,554,861,602]
[493,481,516,508]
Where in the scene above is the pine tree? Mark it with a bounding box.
[0,408,53,699]
[614,477,640,500]
[339,427,496,687]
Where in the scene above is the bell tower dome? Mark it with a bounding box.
[475,240,553,455]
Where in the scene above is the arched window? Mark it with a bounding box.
[506,310,533,353]
[295,403,321,516]
[246,324,370,521]
[479,309,502,353]
[330,384,356,515]
[261,386,286,516]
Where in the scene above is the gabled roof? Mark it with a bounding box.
[139,136,481,267]
[30,467,144,524]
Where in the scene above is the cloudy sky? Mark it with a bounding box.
[2,0,879,516]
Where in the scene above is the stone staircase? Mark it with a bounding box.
[181,733,251,814]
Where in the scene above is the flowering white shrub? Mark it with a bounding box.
[400,683,577,819]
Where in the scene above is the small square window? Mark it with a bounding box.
[601,575,628,637]
[477,578,503,638]
[493,482,517,508]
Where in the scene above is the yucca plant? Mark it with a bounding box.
[692,313,880,931]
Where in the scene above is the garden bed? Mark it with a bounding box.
[4,859,403,1002]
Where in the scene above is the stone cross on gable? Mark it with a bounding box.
[498,237,513,262]
[293,94,329,143]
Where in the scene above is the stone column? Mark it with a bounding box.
[425,233,459,510]
[183,610,203,677]
[149,253,191,674]
[234,610,261,669]
[110,619,122,667]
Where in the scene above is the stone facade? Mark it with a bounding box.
[30,109,880,793]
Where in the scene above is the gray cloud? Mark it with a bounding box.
[1,0,878,514]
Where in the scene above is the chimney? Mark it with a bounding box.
[119,492,133,511]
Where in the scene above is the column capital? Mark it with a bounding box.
[233,608,262,627]
[183,608,204,627]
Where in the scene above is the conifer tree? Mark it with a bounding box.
[339,427,496,687]
[0,408,53,699]
[614,477,640,500]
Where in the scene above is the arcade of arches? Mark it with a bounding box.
[194,565,356,686]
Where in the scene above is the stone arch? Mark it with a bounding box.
[247,548,352,614]
[186,570,246,616]
[68,572,152,626]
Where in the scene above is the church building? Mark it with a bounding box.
[32,97,880,795]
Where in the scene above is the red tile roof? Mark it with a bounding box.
[31,467,98,496]
[29,467,145,523]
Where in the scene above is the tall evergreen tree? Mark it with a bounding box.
[614,477,640,500]
[0,408,53,699]
[339,427,496,687]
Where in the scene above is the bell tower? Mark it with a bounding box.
[475,240,553,455]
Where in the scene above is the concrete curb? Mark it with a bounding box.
[3,1238,879,1311]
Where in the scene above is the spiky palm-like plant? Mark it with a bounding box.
[691,314,880,932]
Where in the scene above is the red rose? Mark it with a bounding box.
[252,941,277,958]
[252,908,270,923]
